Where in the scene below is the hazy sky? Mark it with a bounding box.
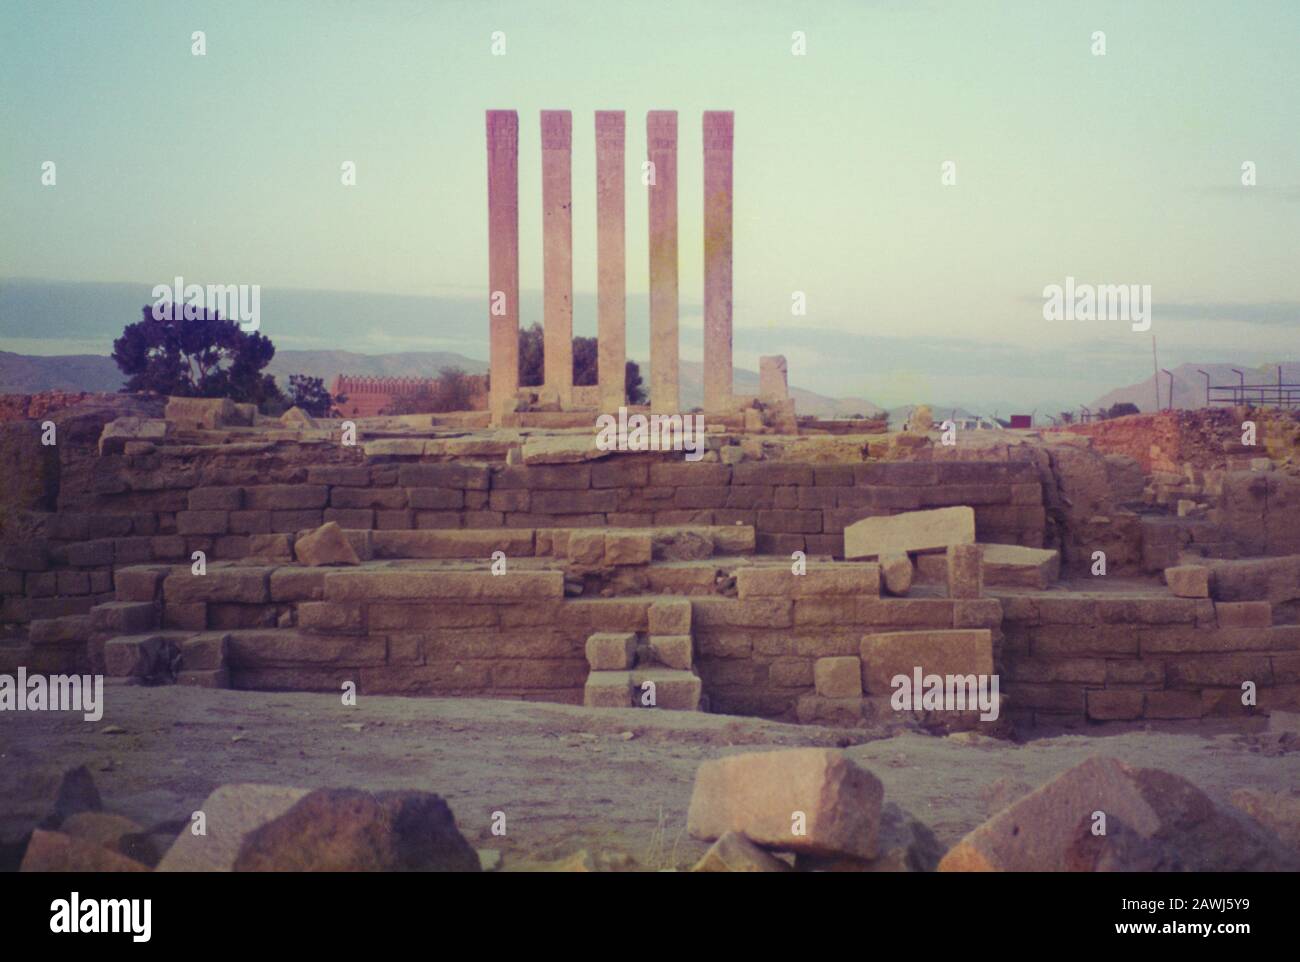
[2,0,1297,408]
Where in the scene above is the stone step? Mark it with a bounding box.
[103,631,228,686]
[309,524,755,563]
[582,667,703,711]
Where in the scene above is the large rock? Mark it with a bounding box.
[794,803,943,872]
[980,543,1060,589]
[1229,788,1300,857]
[844,507,975,560]
[939,755,1300,872]
[692,831,792,872]
[40,765,103,829]
[231,788,480,872]
[294,522,361,567]
[20,830,150,872]
[687,748,884,859]
[157,784,310,871]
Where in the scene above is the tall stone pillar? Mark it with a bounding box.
[646,110,679,413]
[595,111,626,412]
[541,110,573,408]
[486,110,519,422]
[703,111,734,412]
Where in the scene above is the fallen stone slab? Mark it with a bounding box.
[844,506,975,560]
[232,788,480,872]
[692,831,793,872]
[156,784,310,871]
[20,829,150,872]
[980,543,1060,589]
[939,755,1300,872]
[294,522,361,567]
[687,748,884,859]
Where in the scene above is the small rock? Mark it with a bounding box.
[692,831,792,872]
[293,521,361,567]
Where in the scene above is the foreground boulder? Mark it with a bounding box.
[692,831,792,872]
[294,521,360,567]
[20,830,150,872]
[157,784,310,871]
[844,506,975,560]
[687,748,883,859]
[794,803,944,872]
[232,788,481,872]
[939,755,1300,872]
[1229,788,1300,857]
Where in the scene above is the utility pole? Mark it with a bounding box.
[1151,336,1159,412]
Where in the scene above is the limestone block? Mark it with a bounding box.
[585,632,637,670]
[947,543,984,599]
[687,749,884,859]
[815,656,863,698]
[649,634,693,670]
[844,507,975,560]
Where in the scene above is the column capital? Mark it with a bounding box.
[540,110,572,149]
[703,110,734,150]
[595,110,625,145]
[647,110,677,150]
[486,110,518,149]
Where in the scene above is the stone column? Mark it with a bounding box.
[703,111,734,412]
[486,110,519,422]
[541,110,574,408]
[759,355,788,400]
[596,111,626,412]
[646,110,679,413]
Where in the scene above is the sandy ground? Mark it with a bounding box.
[1,687,1295,870]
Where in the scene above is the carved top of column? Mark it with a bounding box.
[486,110,518,150]
[595,110,625,146]
[540,110,572,149]
[703,111,734,150]
[646,110,677,150]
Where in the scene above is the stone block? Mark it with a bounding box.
[859,629,993,696]
[692,831,792,872]
[1216,601,1271,628]
[879,553,913,596]
[947,543,983,599]
[1086,689,1144,721]
[325,569,563,602]
[649,634,693,670]
[585,632,637,670]
[980,543,1059,589]
[90,601,157,635]
[736,564,879,599]
[687,748,884,859]
[583,670,633,707]
[114,565,171,603]
[844,506,975,560]
[244,485,329,510]
[648,598,692,635]
[631,668,702,710]
[1166,565,1210,598]
[604,530,651,565]
[814,656,862,698]
[164,567,271,603]
[156,785,310,871]
[176,510,229,535]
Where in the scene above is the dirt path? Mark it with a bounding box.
[1,688,1292,870]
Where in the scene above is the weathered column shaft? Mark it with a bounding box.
[703,111,734,412]
[486,110,519,421]
[646,110,679,413]
[596,111,626,412]
[541,110,574,408]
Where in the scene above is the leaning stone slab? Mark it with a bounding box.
[844,506,975,560]
[156,784,310,871]
[686,748,884,859]
[938,755,1300,872]
[692,831,792,872]
[980,543,1060,589]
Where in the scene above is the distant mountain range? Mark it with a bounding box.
[0,349,883,419]
[1090,362,1300,413]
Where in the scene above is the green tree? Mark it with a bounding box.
[517,322,646,404]
[288,375,344,417]
[112,305,282,405]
